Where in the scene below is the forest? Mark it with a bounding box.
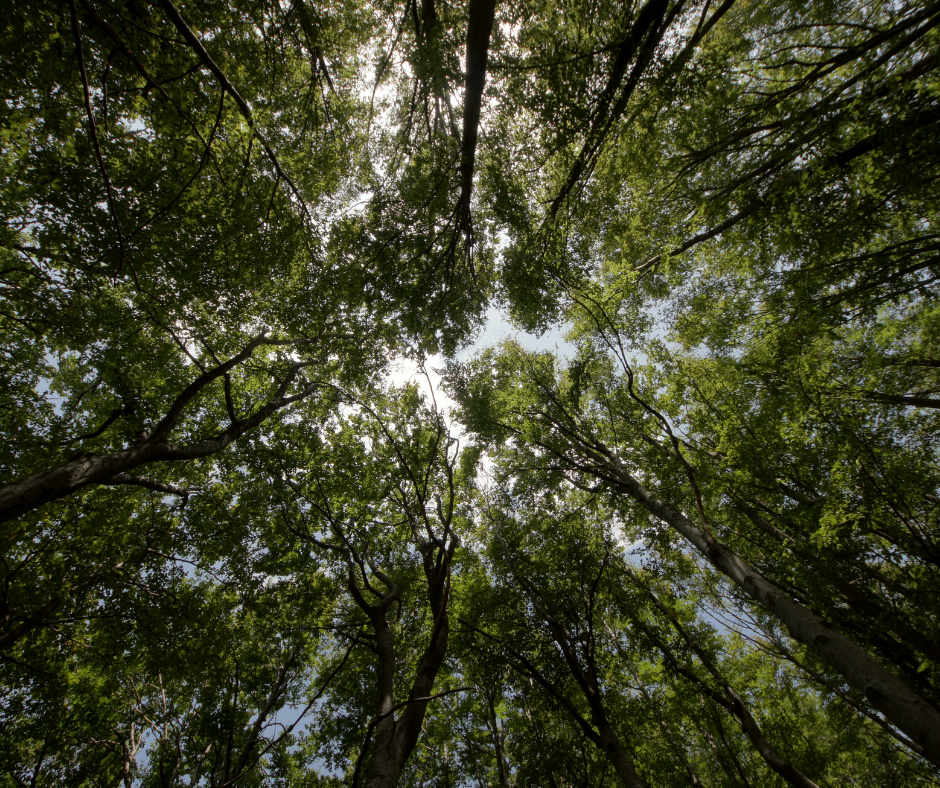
[1,0,939,785]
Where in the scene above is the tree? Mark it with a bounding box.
[446,335,940,766]
[465,496,651,787]
[4,0,940,784]
[264,385,466,788]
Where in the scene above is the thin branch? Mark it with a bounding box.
[156,0,315,229]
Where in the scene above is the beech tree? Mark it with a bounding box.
[3,0,940,785]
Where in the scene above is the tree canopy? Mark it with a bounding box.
[2,0,940,785]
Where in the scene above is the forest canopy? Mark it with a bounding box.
[2,0,940,785]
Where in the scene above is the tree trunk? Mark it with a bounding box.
[365,615,451,787]
[599,724,648,788]
[363,548,454,788]
[364,613,402,788]
[598,450,940,766]
[457,0,498,235]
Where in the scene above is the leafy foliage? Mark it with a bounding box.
[3,0,940,786]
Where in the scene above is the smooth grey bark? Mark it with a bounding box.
[589,442,940,767]
[764,628,930,759]
[600,725,648,788]
[360,598,403,788]
[733,498,940,664]
[504,358,940,764]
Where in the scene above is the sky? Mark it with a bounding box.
[385,304,574,417]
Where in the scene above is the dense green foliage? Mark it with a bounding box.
[2,0,940,785]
